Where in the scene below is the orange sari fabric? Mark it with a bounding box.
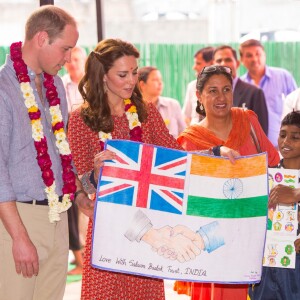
[175,108,279,300]
[177,107,251,151]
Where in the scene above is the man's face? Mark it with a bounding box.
[240,46,266,74]
[65,48,86,78]
[213,48,239,78]
[193,53,212,76]
[38,24,79,75]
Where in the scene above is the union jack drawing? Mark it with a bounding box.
[97,140,187,214]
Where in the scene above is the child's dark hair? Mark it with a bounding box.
[281,111,300,128]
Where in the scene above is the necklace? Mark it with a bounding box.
[98,98,143,150]
[10,41,76,223]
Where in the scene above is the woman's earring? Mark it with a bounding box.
[103,81,108,93]
[200,103,204,111]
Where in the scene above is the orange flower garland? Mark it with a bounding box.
[98,98,143,149]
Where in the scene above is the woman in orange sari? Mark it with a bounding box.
[176,65,280,300]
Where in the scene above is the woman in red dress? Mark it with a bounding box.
[68,39,182,300]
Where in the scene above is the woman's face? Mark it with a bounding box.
[197,74,233,118]
[140,70,163,98]
[104,55,138,102]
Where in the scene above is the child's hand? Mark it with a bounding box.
[294,238,300,253]
[269,185,300,208]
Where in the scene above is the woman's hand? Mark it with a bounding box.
[93,150,116,182]
[220,146,240,164]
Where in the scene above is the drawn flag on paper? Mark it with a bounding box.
[97,139,187,214]
[92,140,269,283]
[186,154,269,218]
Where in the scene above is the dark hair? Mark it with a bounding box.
[138,66,158,83]
[281,111,300,128]
[196,65,233,117]
[213,45,238,61]
[194,47,215,62]
[79,39,147,133]
[239,39,264,57]
[25,5,76,43]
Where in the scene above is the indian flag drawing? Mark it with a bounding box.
[186,154,269,219]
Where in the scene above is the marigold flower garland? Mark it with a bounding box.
[10,41,76,223]
[98,98,143,149]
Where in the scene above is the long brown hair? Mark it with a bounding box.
[79,39,148,132]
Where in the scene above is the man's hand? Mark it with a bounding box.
[172,225,205,251]
[142,225,203,262]
[75,192,94,220]
[12,236,39,278]
[0,201,39,278]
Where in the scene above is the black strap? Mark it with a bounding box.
[250,123,262,153]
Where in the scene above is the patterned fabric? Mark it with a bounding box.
[68,103,181,300]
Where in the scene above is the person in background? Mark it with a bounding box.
[213,45,268,135]
[138,66,186,138]
[176,65,279,300]
[282,88,300,118]
[249,111,300,299]
[62,46,87,275]
[239,39,297,147]
[0,5,89,300]
[62,46,86,112]
[182,47,214,125]
[67,38,186,300]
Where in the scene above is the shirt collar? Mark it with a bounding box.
[245,65,270,82]
[7,54,41,82]
[156,97,168,108]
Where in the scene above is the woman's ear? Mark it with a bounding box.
[196,90,201,102]
[139,80,145,92]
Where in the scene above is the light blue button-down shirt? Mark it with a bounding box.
[240,66,297,147]
[0,55,70,202]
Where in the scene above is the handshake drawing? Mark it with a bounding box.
[124,210,225,263]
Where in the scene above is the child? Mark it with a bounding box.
[249,111,300,299]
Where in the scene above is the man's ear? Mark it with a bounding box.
[36,31,49,47]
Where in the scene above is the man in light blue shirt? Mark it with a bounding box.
[239,39,297,147]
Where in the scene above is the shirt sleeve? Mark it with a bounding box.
[0,92,16,201]
[144,103,183,151]
[174,100,186,136]
[124,210,153,242]
[182,83,193,119]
